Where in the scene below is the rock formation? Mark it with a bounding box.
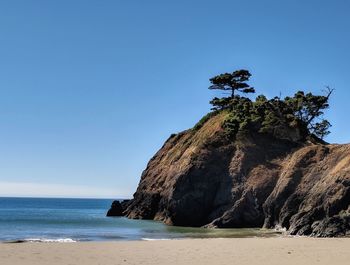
[120,111,350,237]
[106,200,131,217]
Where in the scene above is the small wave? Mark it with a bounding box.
[23,238,77,243]
[274,225,288,235]
[141,238,170,241]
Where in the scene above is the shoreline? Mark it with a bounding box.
[2,233,349,243]
[1,236,279,244]
[0,226,286,243]
[1,238,349,265]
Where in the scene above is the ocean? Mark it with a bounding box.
[0,197,280,242]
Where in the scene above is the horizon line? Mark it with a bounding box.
[0,195,132,200]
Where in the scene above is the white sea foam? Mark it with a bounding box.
[274,225,288,235]
[141,238,171,241]
[24,238,77,243]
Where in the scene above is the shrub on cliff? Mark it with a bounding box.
[207,70,333,141]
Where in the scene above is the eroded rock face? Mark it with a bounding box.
[123,112,350,237]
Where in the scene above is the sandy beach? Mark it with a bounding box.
[0,238,349,265]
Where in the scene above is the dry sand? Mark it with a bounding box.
[0,238,349,265]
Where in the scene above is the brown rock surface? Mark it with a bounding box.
[124,112,350,236]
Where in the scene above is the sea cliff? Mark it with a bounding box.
[115,111,350,237]
[109,70,349,237]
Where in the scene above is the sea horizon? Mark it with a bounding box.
[0,196,130,200]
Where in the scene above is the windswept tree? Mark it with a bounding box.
[285,87,334,139]
[209,69,255,98]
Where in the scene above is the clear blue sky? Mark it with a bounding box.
[0,0,349,198]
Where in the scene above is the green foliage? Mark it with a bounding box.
[284,88,333,139]
[311,120,331,139]
[222,114,240,138]
[209,97,233,111]
[207,70,333,141]
[209,70,255,103]
[193,111,218,131]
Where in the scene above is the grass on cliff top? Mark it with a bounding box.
[162,111,229,165]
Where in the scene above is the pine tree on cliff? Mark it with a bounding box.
[209,70,255,110]
[209,69,255,98]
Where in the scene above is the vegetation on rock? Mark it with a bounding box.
[207,69,333,140]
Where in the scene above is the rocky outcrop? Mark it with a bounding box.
[106,200,131,217]
[122,112,350,237]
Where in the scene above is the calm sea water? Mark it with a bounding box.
[0,197,280,242]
